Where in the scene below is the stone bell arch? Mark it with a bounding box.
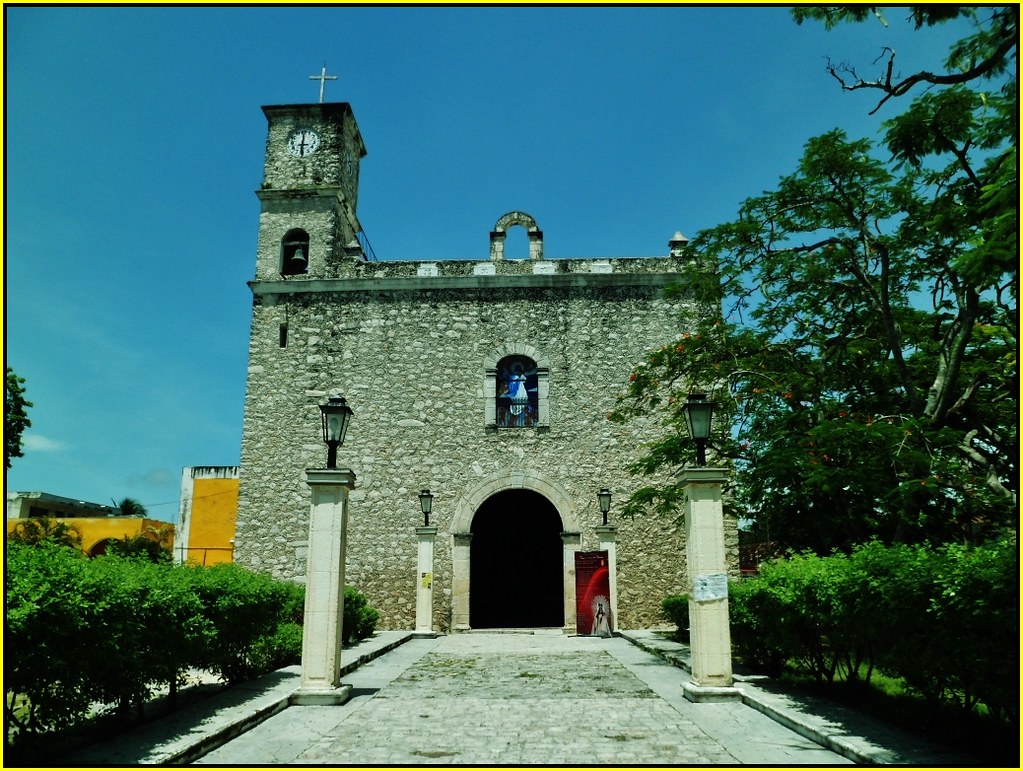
[489,211,544,261]
[449,469,581,631]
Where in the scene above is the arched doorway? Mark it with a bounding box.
[88,538,115,557]
[470,489,564,628]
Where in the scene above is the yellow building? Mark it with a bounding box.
[6,491,174,557]
[176,466,239,566]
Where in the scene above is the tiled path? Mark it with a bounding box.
[195,633,850,765]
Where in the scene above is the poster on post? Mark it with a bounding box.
[575,551,612,636]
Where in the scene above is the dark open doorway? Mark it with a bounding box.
[470,489,564,628]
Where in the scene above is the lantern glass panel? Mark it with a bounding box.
[419,489,433,516]
[319,396,353,445]
[683,393,714,441]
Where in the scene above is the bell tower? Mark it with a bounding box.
[254,102,367,278]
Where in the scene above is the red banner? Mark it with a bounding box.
[575,551,613,636]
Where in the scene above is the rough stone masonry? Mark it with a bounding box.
[234,103,738,632]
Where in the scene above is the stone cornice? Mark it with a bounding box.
[305,468,357,488]
[250,271,687,297]
[255,187,343,201]
[676,467,729,486]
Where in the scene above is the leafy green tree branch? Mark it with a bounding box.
[612,7,1017,550]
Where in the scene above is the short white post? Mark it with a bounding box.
[451,533,472,631]
[294,468,356,705]
[414,525,438,636]
[677,467,740,702]
[561,531,581,633]
[595,524,619,632]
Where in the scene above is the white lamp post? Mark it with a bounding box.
[415,489,438,637]
[678,390,738,702]
[594,487,619,636]
[295,396,357,705]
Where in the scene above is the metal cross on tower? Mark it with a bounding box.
[309,65,337,103]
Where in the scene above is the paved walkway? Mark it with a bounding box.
[59,630,980,766]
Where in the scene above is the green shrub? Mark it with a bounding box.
[728,578,789,676]
[758,551,875,683]
[5,542,94,741]
[104,534,173,563]
[660,595,689,642]
[277,577,305,624]
[75,556,181,714]
[247,579,304,673]
[248,622,304,672]
[4,547,307,753]
[186,563,301,684]
[7,516,82,550]
[728,539,1018,726]
[342,586,379,645]
[867,539,1019,723]
[934,539,1018,725]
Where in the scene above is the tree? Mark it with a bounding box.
[613,7,1017,551]
[5,367,33,470]
[114,497,148,518]
[106,533,173,563]
[8,516,83,550]
[105,503,173,563]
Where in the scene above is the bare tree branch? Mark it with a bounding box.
[961,429,1016,501]
[825,30,1018,115]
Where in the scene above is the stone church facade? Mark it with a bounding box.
[234,101,737,632]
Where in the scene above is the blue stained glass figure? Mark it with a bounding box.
[497,356,538,427]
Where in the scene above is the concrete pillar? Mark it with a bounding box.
[595,524,619,631]
[294,468,356,705]
[677,467,740,702]
[560,531,581,633]
[451,532,472,631]
[415,525,438,636]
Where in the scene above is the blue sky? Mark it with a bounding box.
[5,5,968,521]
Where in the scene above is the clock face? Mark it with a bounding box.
[287,128,320,157]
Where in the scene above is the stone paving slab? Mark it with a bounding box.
[57,631,411,766]
[620,629,982,766]
[294,638,734,765]
[55,629,984,766]
[197,633,849,766]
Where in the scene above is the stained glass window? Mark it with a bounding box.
[496,355,539,428]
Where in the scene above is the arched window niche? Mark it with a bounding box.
[497,355,538,427]
[281,228,310,275]
[484,344,550,430]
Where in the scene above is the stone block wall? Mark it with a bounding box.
[236,256,738,630]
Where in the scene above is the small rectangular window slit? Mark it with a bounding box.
[279,323,288,348]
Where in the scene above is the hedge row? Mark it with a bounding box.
[659,594,689,642]
[724,539,1017,725]
[4,542,378,748]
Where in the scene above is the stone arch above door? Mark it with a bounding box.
[489,211,544,261]
[449,468,582,631]
[451,468,580,535]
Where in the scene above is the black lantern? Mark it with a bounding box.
[682,392,714,466]
[418,489,434,527]
[597,488,612,526]
[319,395,353,468]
